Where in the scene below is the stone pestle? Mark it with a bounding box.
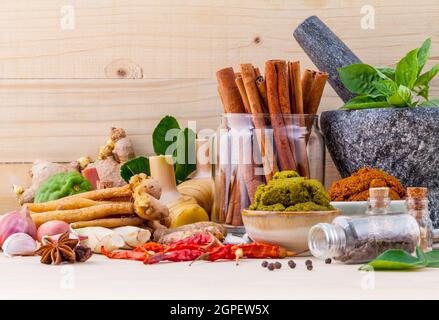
[293,16,361,103]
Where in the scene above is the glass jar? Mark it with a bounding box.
[308,213,421,264]
[211,113,325,226]
[406,187,433,252]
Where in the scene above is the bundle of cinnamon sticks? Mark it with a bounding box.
[215,60,328,226]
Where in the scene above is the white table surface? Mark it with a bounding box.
[1,254,438,300]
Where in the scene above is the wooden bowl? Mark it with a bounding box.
[242,209,341,255]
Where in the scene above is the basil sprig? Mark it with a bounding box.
[120,115,196,184]
[339,38,439,110]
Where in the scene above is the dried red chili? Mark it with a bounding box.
[133,242,165,253]
[101,247,149,261]
[233,242,295,259]
[170,233,213,247]
[145,249,204,265]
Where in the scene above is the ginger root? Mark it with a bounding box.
[129,174,170,226]
[85,127,135,188]
[153,222,227,244]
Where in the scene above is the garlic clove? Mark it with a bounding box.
[97,234,125,253]
[2,233,37,257]
[113,226,151,248]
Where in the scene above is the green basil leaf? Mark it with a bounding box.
[174,128,197,184]
[415,63,439,87]
[387,85,412,107]
[341,100,390,110]
[419,99,439,107]
[120,156,150,183]
[417,38,431,75]
[360,247,427,271]
[338,64,383,96]
[152,115,181,155]
[373,80,397,97]
[395,48,419,89]
[425,250,439,267]
[376,67,395,80]
[416,85,430,100]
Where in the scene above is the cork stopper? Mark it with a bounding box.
[369,187,389,199]
[407,187,428,199]
[368,187,389,210]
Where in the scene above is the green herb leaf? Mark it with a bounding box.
[152,115,181,156]
[373,80,397,97]
[338,64,383,97]
[120,156,150,183]
[419,99,439,107]
[415,63,439,88]
[376,67,395,80]
[360,247,428,271]
[341,96,390,110]
[173,128,197,184]
[395,48,419,89]
[417,38,431,75]
[425,250,439,267]
[387,85,412,107]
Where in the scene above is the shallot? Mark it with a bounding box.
[0,207,37,247]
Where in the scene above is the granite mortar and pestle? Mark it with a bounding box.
[294,16,439,228]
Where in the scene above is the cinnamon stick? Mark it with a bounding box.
[288,61,310,178]
[255,76,269,113]
[302,69,317,113]
[307,71,328,116]
[231,179,244,226]
[216,67,246,113]
[265,60,297,171]
[274,60,291,116]
[288,61,304,117]
[235,75,251,113]
[241,64,277,181]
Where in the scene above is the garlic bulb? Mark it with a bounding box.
[113,226,151,248]
[2,233,37,257]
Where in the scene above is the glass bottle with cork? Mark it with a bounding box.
[308,187,420,264]
[406,187,433,252]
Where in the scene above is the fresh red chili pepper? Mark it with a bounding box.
[145,249,204,265]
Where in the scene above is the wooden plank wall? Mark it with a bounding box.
[0,0,438,212]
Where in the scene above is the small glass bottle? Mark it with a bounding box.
[308,188,421,264]
[406,187,433,252]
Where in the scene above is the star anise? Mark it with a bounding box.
[35,231,79,265]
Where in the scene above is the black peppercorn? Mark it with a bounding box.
[305,259,312,266]
[268,263,275,271]
[274,262,282,269]
[288,260,296,269]
[325,258,332,264]
[307,265,313,271]
[261,261,269,268]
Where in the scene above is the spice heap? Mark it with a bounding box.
[249,170,333,212]
[328,167,405,201]
[216,60,328,225]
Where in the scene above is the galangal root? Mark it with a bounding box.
[27,173,170,231]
